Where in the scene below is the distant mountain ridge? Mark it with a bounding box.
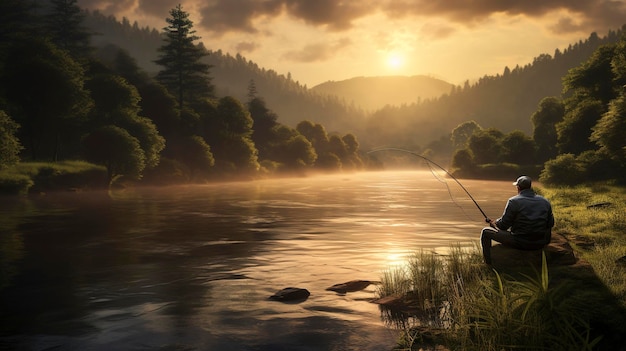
[311,76,454,111]
[84,10,626,151]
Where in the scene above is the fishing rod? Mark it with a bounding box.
[368,147,490,221]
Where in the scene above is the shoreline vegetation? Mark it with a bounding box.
[375,185,626,351]
[2,164,625,350]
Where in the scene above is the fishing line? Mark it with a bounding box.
[367,147,489,221]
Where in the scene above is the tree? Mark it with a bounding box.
[591,92,626,169]
[0,111,22,168]
[563,45,617,105]
[296,120,330,152]
[501,130,537,165]
[467,128,504,164]
[210,96,259,173]
[248,96,278,159]
[539,153,586,186]
[0,0,39,60]
[86,73,165,168]
[176,135,215,179]
[2,38,92,160]
[451,120,481,150]
[556,99,604,155]
[280,133,317,168]
[155,4,213,110]
[43,0,92,60]
[451,148,475,172]
[531,97,564,162]
[82,125,146,183]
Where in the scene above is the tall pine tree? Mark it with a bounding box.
[155,4,213,111]
[44,0,93,60]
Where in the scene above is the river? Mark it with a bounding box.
[0,170,514,350]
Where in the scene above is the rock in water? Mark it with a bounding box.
[326,280,376,294]
[269,287,310,302]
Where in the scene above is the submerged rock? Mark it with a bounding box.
[269,287,310,302]
[326,280,378,294]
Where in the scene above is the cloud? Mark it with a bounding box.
[282,37,352,63]
[79,0,626,38]
[235,41,260,53]
[197,0,283,34]
[78,0,137,14]
[137,0,181,18]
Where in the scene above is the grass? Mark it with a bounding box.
[380,184,626,350]
[0,161,107,195]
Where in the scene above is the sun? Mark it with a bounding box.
[386,53,405,70]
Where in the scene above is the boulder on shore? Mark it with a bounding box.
[490,232,577,269]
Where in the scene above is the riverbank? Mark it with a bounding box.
[377,184,626,351]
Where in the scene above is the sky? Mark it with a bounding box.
[76,0,626,87]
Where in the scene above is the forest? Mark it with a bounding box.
[1,0,626,193]
[0,0,365,192]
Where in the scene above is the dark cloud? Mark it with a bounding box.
[137,0,181,18]
[282,38,352,63]
[382,0,626,34]
[198,0,283,34]
[235,41,260,53]
[77,0,136,14]
[79,0,626,37]
[283,0,376,30]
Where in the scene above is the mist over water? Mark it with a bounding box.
[0,171,513,350]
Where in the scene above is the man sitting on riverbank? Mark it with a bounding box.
[481,175,555,265]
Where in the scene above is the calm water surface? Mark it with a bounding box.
[0,171,513,350]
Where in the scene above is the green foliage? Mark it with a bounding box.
[591,94,626,170]
[0,111,22,168]
[44,0,93,60]
[556,98,604,155]
[3,37,93,160]
[175,135,215,179]
[0,172,33,195]
[155,4,213,109]
[385,247,603,351]
[82,125,146,182]
[500,130,537,165]
[467,128,504,164]
[540,153,586,186]
[0,161,106,194]
[451,120,481,150]
[279,133,317,169]
[563,45,618,105]
[531,97,564,162]
[451,148,475,174]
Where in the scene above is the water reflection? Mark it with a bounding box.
[0,171,513,350]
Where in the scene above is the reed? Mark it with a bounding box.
[382,248,601,350]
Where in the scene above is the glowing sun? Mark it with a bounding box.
[386,53,405,69]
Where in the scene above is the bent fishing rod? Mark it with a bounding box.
[368,147,490,222]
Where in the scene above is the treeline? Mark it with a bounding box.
[0,1,365,188]
[448,32,626,185]
[364,29,624,154]
[85,10,366,135]
[81,3,623,159]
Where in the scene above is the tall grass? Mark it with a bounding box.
[0,161,107,194]
[380,248,600,351]
[543,185,626,302]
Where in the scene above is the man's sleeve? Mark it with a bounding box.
[495,199,515,230]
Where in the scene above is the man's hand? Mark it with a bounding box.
[485,218,495,228]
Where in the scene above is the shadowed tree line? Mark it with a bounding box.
[0,1,364,187]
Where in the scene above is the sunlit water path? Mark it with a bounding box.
[0,171,513,350]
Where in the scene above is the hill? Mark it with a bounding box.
[85,11,365,135]
[84,10,626,153]
[311,76,454,111]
